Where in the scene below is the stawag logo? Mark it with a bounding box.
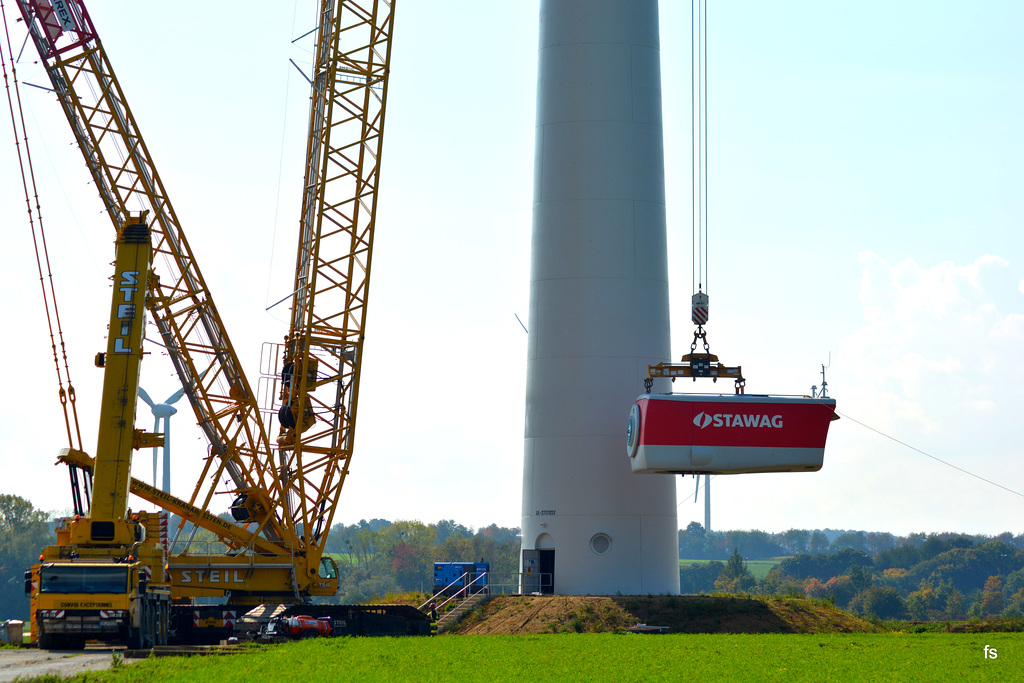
[693,411,784,429]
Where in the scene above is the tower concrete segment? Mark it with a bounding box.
[522,0,679,595]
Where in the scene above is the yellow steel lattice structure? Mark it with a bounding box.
[14,0,284,542]
[15,0,395,592]
[276,0,394,550]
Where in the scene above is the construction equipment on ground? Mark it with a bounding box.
[7,0,424,644]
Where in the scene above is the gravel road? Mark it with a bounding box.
[0,646,134,681]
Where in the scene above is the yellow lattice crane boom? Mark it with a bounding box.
[268,0,394,562]
[14,0,395,614]
[14,0,282,542]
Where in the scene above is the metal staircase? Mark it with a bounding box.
[435,591,489,633]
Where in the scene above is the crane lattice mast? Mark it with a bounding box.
[15,0,395,592]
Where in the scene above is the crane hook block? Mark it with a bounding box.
[691,292,709,326]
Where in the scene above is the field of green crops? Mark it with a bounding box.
[38,632,1015,682]
[680,558,782,580]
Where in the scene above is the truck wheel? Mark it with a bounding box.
[299,629,319,639]
[37,630,54,650]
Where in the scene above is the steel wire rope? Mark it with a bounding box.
[265,0,304,322]
[678,473,716,508]
[702,0,708,294]
[679,409,1024,511]
[1,1,83,451]
[692,0,700,294]
[837,411,1024,500]
[691,0,708,296]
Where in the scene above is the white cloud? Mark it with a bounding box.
[962,399,996,412]
[990,313,1024,341]
[841,252,1022,437]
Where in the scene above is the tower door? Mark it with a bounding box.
[521,549,539,594]
[538,549,555,594]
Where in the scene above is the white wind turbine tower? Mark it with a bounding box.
[138,385,187,494]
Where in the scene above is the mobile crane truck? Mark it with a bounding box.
[27,220,172,649]
[15,0,428,644]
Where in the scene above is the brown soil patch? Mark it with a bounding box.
[450,595,881,635]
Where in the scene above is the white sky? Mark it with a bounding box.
[1,2,1021,538]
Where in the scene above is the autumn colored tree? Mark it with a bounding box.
[979,575,1004,617]
[905,581,936,621]
[823,575,855,607]
[803,577,827,600]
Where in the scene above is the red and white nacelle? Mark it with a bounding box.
[627,393,838,475]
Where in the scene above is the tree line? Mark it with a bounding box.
[4,492,1022,624]
[679,522,1024,560]
[680,524,1024,621]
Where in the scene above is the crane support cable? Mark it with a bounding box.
[676,412,1024,512]
[691,0,708,297]
[838,411,1024,500]
[1,0,83,452]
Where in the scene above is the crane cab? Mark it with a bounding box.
[627,393,838,474]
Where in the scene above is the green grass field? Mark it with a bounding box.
[36,632,1015,683]
[680,558,783,581]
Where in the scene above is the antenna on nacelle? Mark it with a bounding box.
[812,353,831,399]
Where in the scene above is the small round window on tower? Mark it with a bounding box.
[590,533,612,555]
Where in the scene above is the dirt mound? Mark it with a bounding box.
[451,595,880,635]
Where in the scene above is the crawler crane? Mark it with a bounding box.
[12,0,422,643]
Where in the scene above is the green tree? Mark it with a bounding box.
[866,532,896,555]
[679,561,723,594]
[1004,568,1024,596]
[831,531,868,553]
[905,591,929,621]
[809,530,829,554]
[778,529,810,555]
[715,548,756,593]
[724,530,784,560]
[679,523,717,560]
[847,563,872,594]
[1003,589,1024,619]
[0,495,56,620]
[849,586,907,620]
[434,519,472,544]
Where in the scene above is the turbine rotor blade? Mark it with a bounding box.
[166,386,187,404]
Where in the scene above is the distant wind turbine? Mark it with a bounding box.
[138,385,187,494]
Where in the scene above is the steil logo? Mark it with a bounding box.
[693,411,784,429]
